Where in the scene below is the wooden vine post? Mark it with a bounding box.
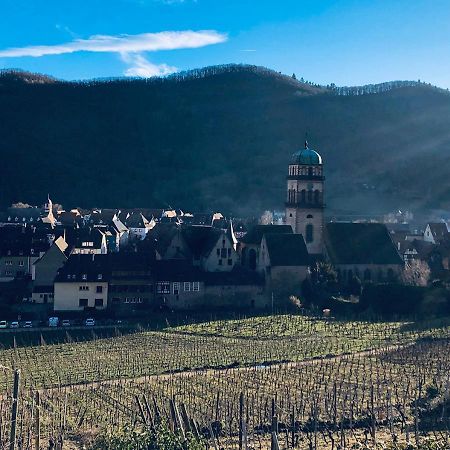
[35,391,40,450]
[9,370,20,450]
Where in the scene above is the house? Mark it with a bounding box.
[423,223,449,244]
[65,227,108,255]
[124,212,155,241]
[0,226,51,281]
[324,222,404,283]
[153,260,204,309]
[258,233,310,281]
[146,223,190,260]
[111,216,129,249]
[53,254,109,311]
[108,253,154,310]
[182,225,239,272]
[3,198,57,227]
[259,233,310,289]
[31,236,68,304]
[240,224,293,270]
[203,267,265,309]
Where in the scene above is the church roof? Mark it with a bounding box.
[324,223,403,265]
[292,141,322,165]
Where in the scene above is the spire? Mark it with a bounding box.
[304,132,309,149]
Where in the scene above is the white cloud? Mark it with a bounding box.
[122,53,177,77]
[0,30,227,58]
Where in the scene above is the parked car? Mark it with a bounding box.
[0,320,7,329]
[23,321,33,328]
[10,322,19,328]
[48,317,59,327]
[61,320,71,327]
[85,318,95,326]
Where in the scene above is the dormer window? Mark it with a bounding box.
[97,274,103,280]
[82,274,87,280]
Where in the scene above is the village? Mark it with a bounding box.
[0,141,448,325]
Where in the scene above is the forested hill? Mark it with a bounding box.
[1,64,450,216]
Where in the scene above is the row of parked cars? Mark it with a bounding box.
[0,318,96,329]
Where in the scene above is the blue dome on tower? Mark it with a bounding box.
[292,141,322,165]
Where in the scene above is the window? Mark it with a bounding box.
[227,248,231,257]
[228,259,233,266]
[218,259,223,266]
[95,298,103,307]
[79,286,89,291]
[156,282,170,294]
[173,282,180,295]
[96,286,103,294]
[216,248,220,256]
[305,224,314,243]
[97,274,103,280]
[18,261,24,267]
[192,281,200,292]
[82,274,87,280]
[221,248,227,258]
[306,214,313,219]
[4,270,12,276]
[5,261,12,266]
[184,282,191,292]
[79,298,88,307]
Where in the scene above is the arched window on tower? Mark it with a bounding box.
[301,190,306,203]
[307,190,313,203]
[308,167,313,177]
[306,224,314,243]
[314,190,320,204]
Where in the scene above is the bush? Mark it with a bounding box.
[359,284,425,316]
[89,423,204,450]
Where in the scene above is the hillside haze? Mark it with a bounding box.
[1,65,450,216]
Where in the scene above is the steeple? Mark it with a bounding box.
[285,140,324,255]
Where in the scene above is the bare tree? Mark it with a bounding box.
[403,259,430,286]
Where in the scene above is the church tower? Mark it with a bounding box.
[285,141,324,255]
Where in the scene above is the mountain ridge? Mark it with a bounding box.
[1,64,450,216]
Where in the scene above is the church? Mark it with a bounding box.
[284,141,403,283]
[251,141,403,289]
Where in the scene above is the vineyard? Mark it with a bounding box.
[0,313,449,449]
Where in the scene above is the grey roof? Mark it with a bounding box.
[264,233,310,266]
[182,225,222,259]
[325,223,403,265]
[241,225,292,245]
[54,254,110,282]
[427,223,449,242]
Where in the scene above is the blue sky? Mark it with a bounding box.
[1,0,449,87]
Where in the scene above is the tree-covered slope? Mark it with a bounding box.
[1,65,449,215]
